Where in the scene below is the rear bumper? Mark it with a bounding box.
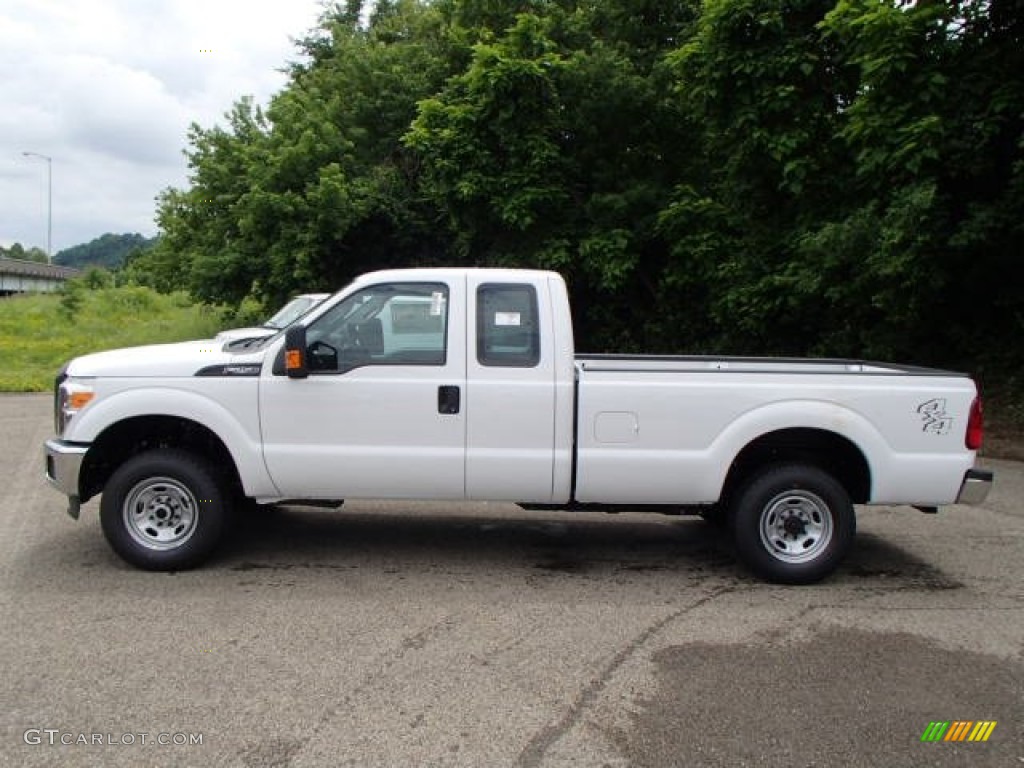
[44,439,89,519]
[956,468,993,506]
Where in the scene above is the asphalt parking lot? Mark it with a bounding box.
[1,392,1021,767]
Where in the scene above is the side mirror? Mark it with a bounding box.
[283,326,308,379]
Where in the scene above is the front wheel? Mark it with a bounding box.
[731,464,855,584]
[100,449,230,571]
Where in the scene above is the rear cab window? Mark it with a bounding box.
[476,284,540,368]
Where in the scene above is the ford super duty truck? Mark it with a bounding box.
[44,268,992,583]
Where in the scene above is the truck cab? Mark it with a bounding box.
[260,269,575,503]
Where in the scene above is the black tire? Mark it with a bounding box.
[731,464,855,585]
[100,449,231,571]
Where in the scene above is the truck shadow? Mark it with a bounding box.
[17,503,960,593]
[218,503,738,579]
[211,502,961,590]
[838,532,963,590]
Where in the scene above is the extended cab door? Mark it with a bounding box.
[259,277,467,499]
[465,274,562,502]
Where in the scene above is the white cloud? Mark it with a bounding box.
[0,0,326,253]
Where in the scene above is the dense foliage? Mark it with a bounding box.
[138,0,1023,391]
[0,243,48,263]
[54,233,157,270]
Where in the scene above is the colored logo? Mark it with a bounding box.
[920,721,997,742]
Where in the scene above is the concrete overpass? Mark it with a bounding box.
[0,257,79,295]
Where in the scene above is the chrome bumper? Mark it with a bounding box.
[956,468,993,506]
[44,439,89,519]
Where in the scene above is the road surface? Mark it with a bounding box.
[1,393,1021,767]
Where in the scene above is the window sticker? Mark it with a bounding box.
[494,311,521,327]
[392,301,443,334]
[430,291,445,316]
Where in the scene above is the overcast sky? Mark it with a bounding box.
[0,0,328,254]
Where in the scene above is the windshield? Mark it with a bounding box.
[265,296,319,329]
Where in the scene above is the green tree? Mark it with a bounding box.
[140,0,1022,393]
[659,0,860,353]
[81,267,114,290]
[655,0,1023,376]
[809,0,1024,371]
[0,243,48,263]
[407,2,700,348]
[152,1,453,311]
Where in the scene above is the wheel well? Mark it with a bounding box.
[79,416,241,503]
[721,428,871,505]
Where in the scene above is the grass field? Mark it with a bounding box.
[0,286,224,391]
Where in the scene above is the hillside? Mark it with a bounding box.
[54,233,157,270]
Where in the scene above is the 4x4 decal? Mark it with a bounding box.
[918,398,953,435]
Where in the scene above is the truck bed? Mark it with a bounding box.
[575,354,966,377]
[572,354,977,507]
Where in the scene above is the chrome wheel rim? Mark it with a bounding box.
[122,477,199,551]
[759,490,833,564]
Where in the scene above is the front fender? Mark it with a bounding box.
[67,383,279,498]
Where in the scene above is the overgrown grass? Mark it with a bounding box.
[0,287,224,392]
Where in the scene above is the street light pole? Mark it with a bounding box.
[22,151,53,264]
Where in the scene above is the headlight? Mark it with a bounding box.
[56,380,95,437]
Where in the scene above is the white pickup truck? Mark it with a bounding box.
[44,267,992,583]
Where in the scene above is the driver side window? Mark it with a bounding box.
[304,282,449,373]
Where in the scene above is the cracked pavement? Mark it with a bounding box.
[1,393,1021,767]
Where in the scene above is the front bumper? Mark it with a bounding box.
[44,439,89,519]
[956,468,993,506]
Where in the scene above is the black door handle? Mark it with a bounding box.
[438,385,460,415]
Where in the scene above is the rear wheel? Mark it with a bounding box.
[100,449,230,571]
[731,464,855,584]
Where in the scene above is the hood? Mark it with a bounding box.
[66,339,267,378]
[215,326,276,342]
